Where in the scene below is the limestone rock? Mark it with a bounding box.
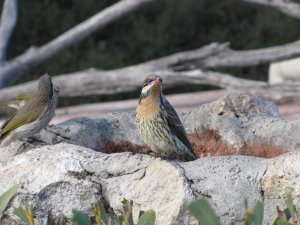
[36,112,145,153]
[1,144,300,225]
[184,93,298,157]
[1,93,300,224]
[0,144,194,225]
[33,93,299,160]
[0,93,294,162]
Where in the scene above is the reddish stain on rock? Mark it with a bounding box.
[94,130,287,159]
[189,130,287,159]
[104,140,150,154]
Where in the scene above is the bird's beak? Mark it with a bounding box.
[153,77,162,85]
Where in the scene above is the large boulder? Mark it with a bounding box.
[34,93,297,158]
[0,144,299,225]
[1,92,300,224]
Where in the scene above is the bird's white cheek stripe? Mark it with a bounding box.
[142,84,152,95]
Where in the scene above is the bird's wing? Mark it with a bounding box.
[0,100,19,110]
[17,93,33,102]
[161,97,195,153]
[0,100,45,136]
[0,93,32,110]
[0,112,17,134]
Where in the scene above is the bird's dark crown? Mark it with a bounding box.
[142,74,163,87]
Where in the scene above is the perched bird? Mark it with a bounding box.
[0,74,59,147]
[136,74,196,161]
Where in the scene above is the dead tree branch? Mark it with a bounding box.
[0,0,18,64]
[0,0,155,87]
[162,70,300,103]
[2,39,300,102]
[242,0,300,20]
[173,40,300,70]
[0,66,298,104]
[53,90,228,122]
[0,42,231,99]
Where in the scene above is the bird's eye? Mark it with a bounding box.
[143,79,152,87]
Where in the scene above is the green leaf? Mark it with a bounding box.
[0,184,20,216]
[117,215,124,225]
[138,210,145,219]
[137,209,156,225]
[93,201,108,225]
[14,207,29,223]
[272,218,280,225]
[187,199,221,225]
[283,208,291,221]
[286,193,295,219]
[244,201,264,225]
[72,211,91,225]
[110,218,117,225]
[121,199,134,225]
[277,220,292,225]
[14,207,35,225]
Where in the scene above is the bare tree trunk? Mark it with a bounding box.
[0,0,18,64]
[0,0,155,88]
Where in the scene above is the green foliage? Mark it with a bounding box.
[0,183,20,216]
[110,199,155,225]
[187,198,221,225]
[93,201,108,225]
[71,198,156,225]
[1,184,299,225]
[12,199,156,225]
[187,194,300,225]
[14,207,36,225]
[272,193,298,225]
[136,210,156,225]
[244,201,264,225]
[72,211,92,225]
[286,193,295,219]
[120,199,134,225]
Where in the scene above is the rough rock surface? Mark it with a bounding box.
[34,93,300,158]
[1,144,300,225]
[0,144,194,225]
[1,93,300,224]
[185,93,300,157]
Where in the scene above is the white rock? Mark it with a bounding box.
[1,143,300,225]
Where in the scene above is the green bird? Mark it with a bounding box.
[0,92,33,110]
[0,74,59,147]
